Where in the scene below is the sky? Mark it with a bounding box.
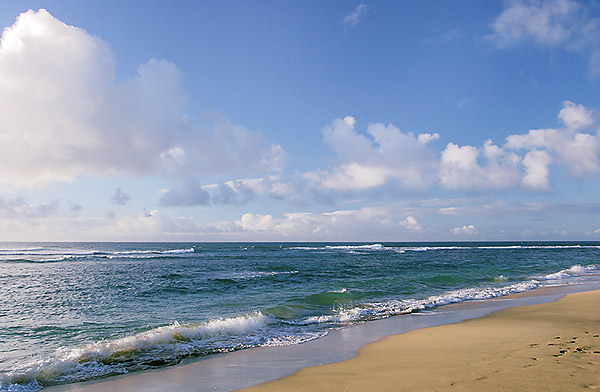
[0,0,599,241]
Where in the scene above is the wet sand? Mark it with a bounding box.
[240,290,600,391]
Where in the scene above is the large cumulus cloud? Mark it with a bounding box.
[0,9,284,189]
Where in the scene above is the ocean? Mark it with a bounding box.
[1,242,599,391]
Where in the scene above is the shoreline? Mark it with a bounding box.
[46,281,600,392]
[241,287,600,391]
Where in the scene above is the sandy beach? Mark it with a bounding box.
[241,289,600,392]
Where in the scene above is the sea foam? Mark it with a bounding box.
[0,247,196,263]
[290,244,600,253]
[1,313,268,391]
[542,264,597,280]
[300,280,541,325]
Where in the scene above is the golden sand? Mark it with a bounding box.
[240,290,600,391]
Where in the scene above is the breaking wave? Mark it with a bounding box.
[0,247,196,263]
[542,264,598,280]
[1,313,268,391]
[289,244,600,253]
[296,280,540,325]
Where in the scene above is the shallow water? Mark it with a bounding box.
[1,242,599,391]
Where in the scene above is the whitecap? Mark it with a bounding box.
[542,264,597,280]
[2,313,268,391]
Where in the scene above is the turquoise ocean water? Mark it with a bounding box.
[1,242,599,391]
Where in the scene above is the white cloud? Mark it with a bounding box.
[109,209,235,240]
[308,164,392,191]
[160,147,186,170]
[312,117,438,192]
[489,0,582,46]
[505,101,599,178]
[438,140,520,189]
[321,116,371,162]
[294,102,597,198]
[343,3,368,27]
[521,150,552,190]
[560,132,599,175]
[451,224,475,235]
[115,209,162,236]
[488,0,600,77]
[435,199,600,220]
[439,143,479,189]
[17,203,420,241]
[0,9,284,189]
[418,133,440,144]
[191,101,598,202]
[438,207,459,216]
[504,128,554,150]
[235,213,276,232]
[233,206,424,240]
[558,101,595,130]
[400,216,421,232]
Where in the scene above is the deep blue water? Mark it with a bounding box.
[1,242,599,391]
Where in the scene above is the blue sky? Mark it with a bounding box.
[0,0,599,241]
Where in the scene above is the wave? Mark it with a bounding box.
[401,245,600,252]
[0,247,196,263]
[297,280,540,325]
[263,331,328,347]
[403,246,470,251]
[296,262,598,326]
[1,313,268,390]
[289,244,600,253]
[2,255,89,263]
[104,254,187,260]
[289,244,388,252]
[66,313,267,358]
[105,248,196,256]
[326,244,385,250]
[0,251,96,257]
[230,270,299,280]
[475,245,600,250]
[541,264,598,280]
[0,247,48,253]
